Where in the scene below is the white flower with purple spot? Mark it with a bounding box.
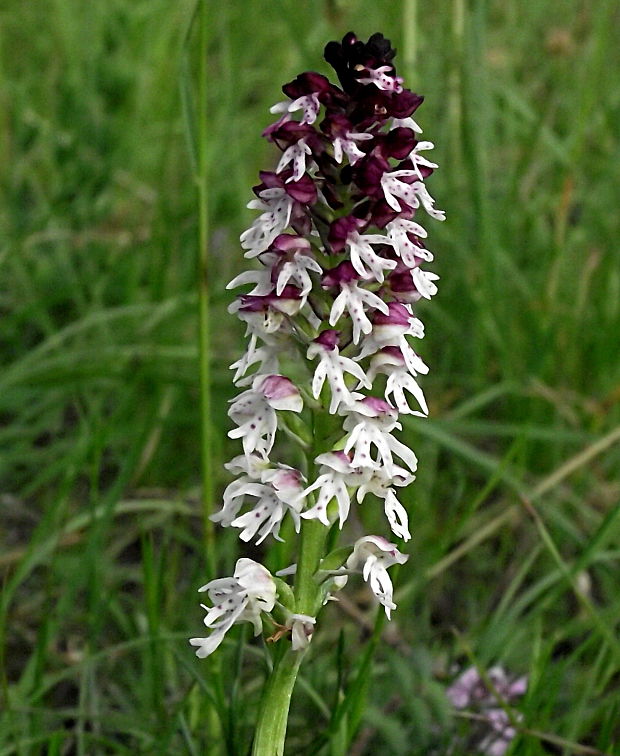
[356,302,426,376]
[307,330,371,414]
[228,374,303,458]
[270,93,321,125]
[367,346,429,416]
[226,466,305,544]
[356,463,413,541]
[356,65,403,93]
[346,536,409,618]
[189,558,276,658]
[341,396,418,476]
[332,130,373,165]
[323,262,389,345]
[276,139,313,182]
[385,217,433,267]
[301,451,367,527]
[345,231,397,283]
[240,190,294,258]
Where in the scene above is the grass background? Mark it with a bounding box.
[1,0,619,753]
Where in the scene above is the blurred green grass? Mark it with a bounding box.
[1,0,619,753]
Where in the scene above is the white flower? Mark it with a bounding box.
[189,558,276,658]
[356,66,403,93]
[270,93,321,125]
[356,464,413,541]
[289,613,316,651]
[226,268,273,296]
[301,451,367,527]
[407,140,438,178]
[356,303,426,376]
[346,231,397,283]
[240,190,293,258]
[410,267,440,300]
[258,250,322,297]
[366,348,429,416]
[227,467,305,543]
[307,337,371,414]
[346,536,408,619]
[381,171,446,220]
[332,131,373,165]
[228,374,303,458]
[391,116,422,133]
[329,280,389,345]
[385,217,433,267]
[230,338,280,386]
[342,397,418,476]
[276,139,313,182]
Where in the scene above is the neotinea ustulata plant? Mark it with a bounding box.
[190,31,445,755]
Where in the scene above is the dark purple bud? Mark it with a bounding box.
[320,113,353,139]
[353,154,390,199]
[388,270,422,302]
[373,301,411,327]
[375,128,416,160]
[314,329,340,350]
[320,180,345,210]
[290,204,313,236]
[389,90,424,119]
[282,72,332,99]
[321,261,360,288]
[267,120,324,153]
[286,174,318,204]
[324,32,397,94]
[254,171,316,205]
[328,215,365,252]
[368,199,402,228]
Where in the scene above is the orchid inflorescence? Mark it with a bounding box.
[191,31,444,660]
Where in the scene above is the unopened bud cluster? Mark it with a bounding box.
[191,32,444,658]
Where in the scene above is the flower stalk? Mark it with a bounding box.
[190,31,444,753]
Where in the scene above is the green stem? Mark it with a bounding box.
[252,403,332,753]
[252,650,303,756]
[196,0,216,579]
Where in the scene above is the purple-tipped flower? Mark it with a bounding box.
[193,31,444,660]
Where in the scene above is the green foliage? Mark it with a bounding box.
[1,0,619,753]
